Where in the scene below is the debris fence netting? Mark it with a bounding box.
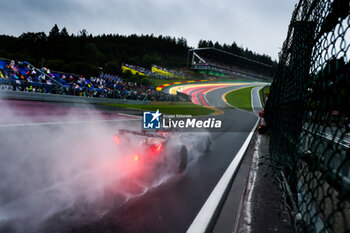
[265,0,350,232]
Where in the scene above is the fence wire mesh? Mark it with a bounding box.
[265,0,350,232]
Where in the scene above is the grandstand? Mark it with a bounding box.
[187,47,273,81]
[122,63,186,80]
[122,64,151,76]
[0,59,61,91]
[150,65,186,79]
[0,58,183,101]
[151,65,175,78]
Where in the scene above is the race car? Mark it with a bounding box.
[113,129,210,174]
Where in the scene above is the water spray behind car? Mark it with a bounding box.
[0,99,211,233]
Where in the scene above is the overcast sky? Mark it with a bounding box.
[1,0,298,60]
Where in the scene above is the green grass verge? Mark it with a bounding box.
[259,85,270,108]
[103,103,215,116]
[263,86,270,95]
[225,86,258,111]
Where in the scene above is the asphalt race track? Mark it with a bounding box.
[0,83,261,233]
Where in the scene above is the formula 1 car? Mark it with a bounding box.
[113,129,210,174]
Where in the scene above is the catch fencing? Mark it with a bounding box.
[265,0,349,232]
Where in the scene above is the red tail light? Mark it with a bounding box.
[152,143,162,153]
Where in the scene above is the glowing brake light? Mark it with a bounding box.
[114,135,120,144]
[151,143,163,154]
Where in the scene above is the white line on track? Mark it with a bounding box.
[239,134,261,233]
[187,118,259,233]
[203,92,210,106]
[251,86,264,113]
[187,83,262,233]
[117,113,142,119]
[0,118,140,128]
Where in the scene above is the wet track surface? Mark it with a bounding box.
[0,84,258,233]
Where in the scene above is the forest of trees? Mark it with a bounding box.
[0,24,276,77]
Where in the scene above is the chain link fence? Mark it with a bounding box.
[264,0,349,232]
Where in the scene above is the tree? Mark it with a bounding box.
[230,42,241,55]
[79,29,88,38]
[198,40,208,48]
[141,54,153,68]
[60,27,69,37]
[0,28,276,79]
[177,37,187,48]
[49,24,60,38]
[83,43,105,65]
[104,60,121,75]
[214,41,221,49]
[127,56,139,65]
[19,32,47,43]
